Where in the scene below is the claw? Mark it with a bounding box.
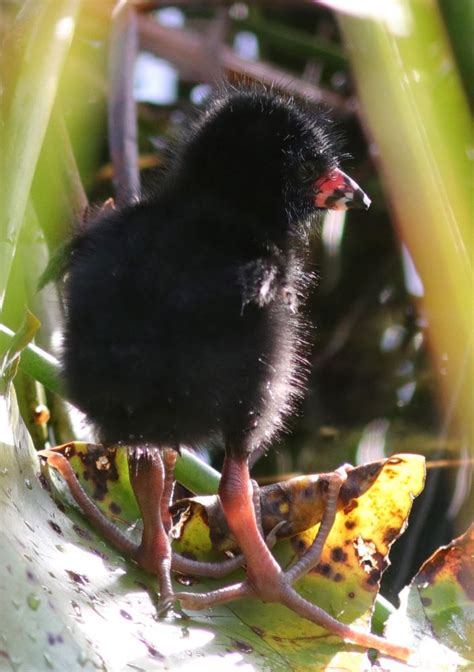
[265,521,286,549]
[156,592,177,616]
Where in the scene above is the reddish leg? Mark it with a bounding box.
[219,454,283,600]
[128,447,174,607]
[178,454,411,663]
[130,447,245,586]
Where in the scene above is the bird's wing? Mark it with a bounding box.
[238,256,297,313]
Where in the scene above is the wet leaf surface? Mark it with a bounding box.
[0,388,283,672]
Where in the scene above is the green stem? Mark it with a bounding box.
[175,449,220,495]
[0,324,62,395]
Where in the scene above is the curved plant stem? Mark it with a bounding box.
[108,0,140,204]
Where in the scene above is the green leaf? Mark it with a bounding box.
[382,526,474,670]
[415,525,474,656]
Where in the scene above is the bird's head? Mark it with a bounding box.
[174,87,370,238]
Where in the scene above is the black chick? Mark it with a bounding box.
[64,88,367,453]
[58,87,398,656]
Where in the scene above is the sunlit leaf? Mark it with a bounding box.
[415,525,474,655]
[382,526,473,671]
[172,460,389,555]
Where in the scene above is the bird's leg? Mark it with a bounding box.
[213,453,284,600]
[163,445,247,579]
[128,447,174,609]
[178,455,411,662]
[39,449,139,557]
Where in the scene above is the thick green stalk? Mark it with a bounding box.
[0,324,62,396]
[338,1,473,452]
[0,0,80,311]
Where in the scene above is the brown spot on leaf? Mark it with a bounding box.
[251,626,265,637]
[343,500,358,515]
[339,482,360,504]
[109,502,121,515]
[345,520,356,530]
[137,635,165,660]
[73,524,92,541]
[48,520,62,535]
[66,570,89,585]
[415,551,446,586]
[384,526,399,545]
[90,547,108,561]
[78,446,120,501]
[315,562,331,577]
[348,591,355,599]
[333,572,344,582]
[421,596,432,607]
[232,640,253,654]
[331,547,348,563]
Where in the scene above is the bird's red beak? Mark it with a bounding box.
[314,168,371,210]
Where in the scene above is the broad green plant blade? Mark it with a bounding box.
[336,1,473,454]
[1,1,80,311]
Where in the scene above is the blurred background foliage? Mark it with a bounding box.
[0,0,472,604]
